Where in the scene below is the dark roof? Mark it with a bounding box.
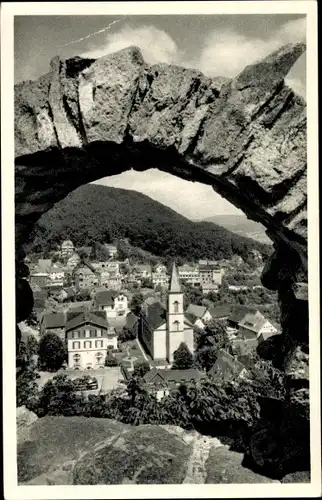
[258,330,281,342]
[145,301,167,330]
[125,312,139,330]
[208,349,246,381]
[208,305,232,319]
[144,368,204,385]
[185,304,207,319]
[94,290,119,306]
[65,311,108,331]
[184,312,196,325]
[41,312,66,329]
[228,305,259,324]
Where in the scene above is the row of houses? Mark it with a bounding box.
[121,348,248,400]
[184,303,279,346]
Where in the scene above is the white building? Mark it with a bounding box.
[93,290,129,318]
[104,244,118,258]
[49,268,65,286]
[178,265,200,286]
[66,311,116,370]
[238,311,278,340]
[139,263,194,364]
[152,272,169,289]
[61,240,75,258]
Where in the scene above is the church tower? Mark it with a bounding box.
[167,262,185,362]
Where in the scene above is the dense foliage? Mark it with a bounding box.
[25,184,271,262]
[172,342,194,370]
[38,332,67,372]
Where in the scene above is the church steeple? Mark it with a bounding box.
[169,262,181,293]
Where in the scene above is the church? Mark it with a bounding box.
[138,263,194,364]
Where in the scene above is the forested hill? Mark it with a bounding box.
[26,184,271,262]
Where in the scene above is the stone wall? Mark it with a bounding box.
[14,43,309,476]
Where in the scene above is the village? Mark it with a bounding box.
[20,238,281,401]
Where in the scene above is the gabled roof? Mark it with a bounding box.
[238,311,267,333]
[145,301,167,331]
[41,312,66,329]
[169,262,181,293]
[258,329,280,342]
[185,304,207,319]
[208,349,246,381]
[65,311,108,331]
[228,305,259,324]
[94,290,119,306]
[143,368,204,385]
[125,312,139,330]
[208,305,232,319]
[67,300,92,312]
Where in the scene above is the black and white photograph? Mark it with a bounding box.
[1,1,320,498]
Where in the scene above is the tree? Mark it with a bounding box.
[16,359,40,409]
[118,327,136,343]
[130,293,144,316]
[26,335,39,356]
[172,343,194,370]
[133,361,150,378]
[105,352,118,367]
[38,332,67,372]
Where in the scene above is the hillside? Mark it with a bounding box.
[201,215,272,245]
[26,184,271,262]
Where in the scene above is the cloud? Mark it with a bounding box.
[81,17,305,98]
[81,24,181,65]
[197,17,306,79]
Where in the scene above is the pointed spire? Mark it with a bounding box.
[169,262,181,293]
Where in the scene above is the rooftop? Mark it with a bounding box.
[208,349,246,381]
[65,311,108,331]
[185,304,207,319]
[238,311,267,333]
[169,262,181,293]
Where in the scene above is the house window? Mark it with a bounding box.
[85,329,90,338]
[96,329,102,337]
[84,341,92,349]
[173,320,180,331]
[173,301,179,313]
[73,353,81,362]
[72,341,80,349]
[95,340,103,348]
[72,331,79,339]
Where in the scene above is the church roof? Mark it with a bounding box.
[169,262,181,293]
[145,301,167,330]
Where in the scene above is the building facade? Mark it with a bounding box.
[178,265,201,286]
[66,312,112,369]
[139,263,194,364]
[61,240,75,258]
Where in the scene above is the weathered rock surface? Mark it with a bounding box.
[15,43,306,257]
[16,406,38,444]
[17,415,280,485]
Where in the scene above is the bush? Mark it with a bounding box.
[105,355,118,367]
[38,332,67,372]
[172,343,194,370]
[133,361,150,378]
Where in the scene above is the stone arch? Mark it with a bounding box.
[15,43,309,475]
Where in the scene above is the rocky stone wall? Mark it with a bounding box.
[14,43,309,477]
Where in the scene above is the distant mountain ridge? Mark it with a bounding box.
[27,184,272,261]
[200,215,272,245]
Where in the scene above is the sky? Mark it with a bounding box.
[14,15,306,220]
